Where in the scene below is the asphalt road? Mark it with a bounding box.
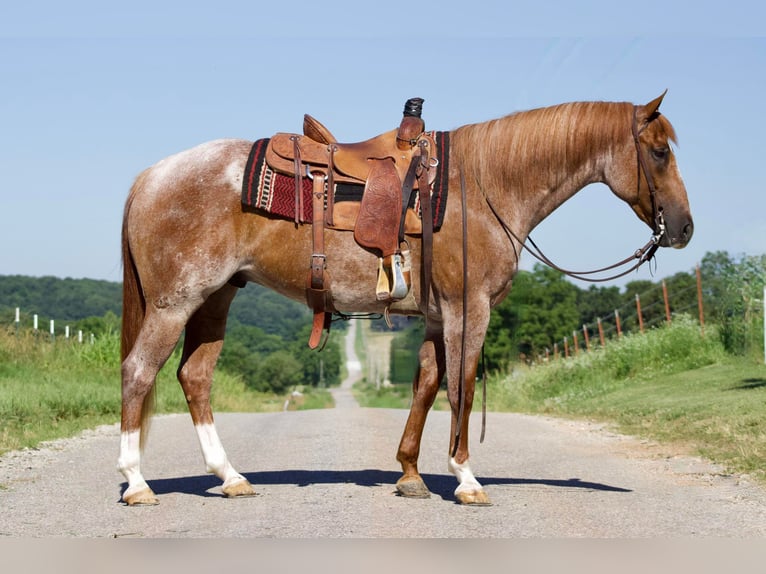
[1,321,765,538]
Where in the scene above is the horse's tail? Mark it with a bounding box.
[121,170,155,447]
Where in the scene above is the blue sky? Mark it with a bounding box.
[1,1,765,289]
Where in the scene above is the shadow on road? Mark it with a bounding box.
[120,469,630,503]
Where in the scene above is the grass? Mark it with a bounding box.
[0,328,326,455]
[488,316,766,482]
[4,315,765,485]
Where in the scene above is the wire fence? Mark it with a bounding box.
[544,266,707,362]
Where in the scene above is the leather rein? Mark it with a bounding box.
[452,106,665,455]
[485,105,667,283]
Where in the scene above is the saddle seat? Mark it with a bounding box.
[266,124,435,188]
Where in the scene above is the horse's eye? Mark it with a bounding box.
[652,147,669,161]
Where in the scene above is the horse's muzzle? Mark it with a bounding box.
[661,217,694,249]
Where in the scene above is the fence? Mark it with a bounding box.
[8,307,95,344]
[544,264,709,362]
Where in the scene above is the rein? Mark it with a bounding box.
[485,105,666,284]
[450,106,665,454]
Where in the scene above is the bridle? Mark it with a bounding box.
[454,106,667,454]
[485,105,667,283]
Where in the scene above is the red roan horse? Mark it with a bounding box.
[119,92,692,506]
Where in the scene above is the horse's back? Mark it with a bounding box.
[125,139,255,307]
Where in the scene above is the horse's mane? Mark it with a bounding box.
[450,101,677,192]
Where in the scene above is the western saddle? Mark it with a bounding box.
[263,98,437,348]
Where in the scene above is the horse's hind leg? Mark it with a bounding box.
[395,323,446,499]
[177,283,255,498]
[119,310,188,506]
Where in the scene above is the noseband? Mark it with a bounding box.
[484,105,666,283]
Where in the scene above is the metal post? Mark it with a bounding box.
[636,293,644,334]
[597,317,605,347]
[696,264,705,337]
[583,324,590,352]
[662,280,671,324]
[615,309,622,338]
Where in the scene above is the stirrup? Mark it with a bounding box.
[390,253,408,300]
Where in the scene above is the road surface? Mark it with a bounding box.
[1,321,765,537]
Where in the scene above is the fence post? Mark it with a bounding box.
[583,324,590,352]
[635,293,644,334]
[33,314,38,331]
[15,307,20,336]
[564,336,569,358]
[615,309,622,338]
[696,263,705,336]
[572,330,579,356]
[597,317,605,347]
[553,342,559,360]
[50,319,55,342]
[662,280,671,324]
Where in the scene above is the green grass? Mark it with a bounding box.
[488,316,766,482]
[0,328,314,455]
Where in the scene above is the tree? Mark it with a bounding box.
[256,351,303,394]
[484,264,579,367]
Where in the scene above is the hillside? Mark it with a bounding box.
[0,274,311,335]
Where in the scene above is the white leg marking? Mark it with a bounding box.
[448,456,484,496]
[118,430,150,496]
[195,423,247,488]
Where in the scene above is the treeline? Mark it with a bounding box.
[0,276,342,393]
[388,250,766,380]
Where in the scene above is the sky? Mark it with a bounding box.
[1,1,765,290]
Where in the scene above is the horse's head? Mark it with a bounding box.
[609,91,693,249]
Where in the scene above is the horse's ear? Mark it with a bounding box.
[640,89,667,122]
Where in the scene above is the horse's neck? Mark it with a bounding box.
[459,102,629,236]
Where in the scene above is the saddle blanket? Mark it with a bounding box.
[241,131,450,230]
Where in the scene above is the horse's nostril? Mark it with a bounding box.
[682,222,693,241]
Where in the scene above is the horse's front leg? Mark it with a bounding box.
[444,306,492,506]
[178,284,255,499]
[395,324,445,499]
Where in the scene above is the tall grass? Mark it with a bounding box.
[488,315,726,413]
[0,328,306,455]
[489,316,766,482]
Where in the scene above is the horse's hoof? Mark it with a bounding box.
[123,486,160,506]
[395,476,431,499]
[455,489,492,506]
[222,478,256,498]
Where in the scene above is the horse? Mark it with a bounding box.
[118,92,693,506]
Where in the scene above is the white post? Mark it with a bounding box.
[50,319,55,341]
[33,314,38,330]
[78,330,83,343]
[65,325,70,339]
[15,307,19,323]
